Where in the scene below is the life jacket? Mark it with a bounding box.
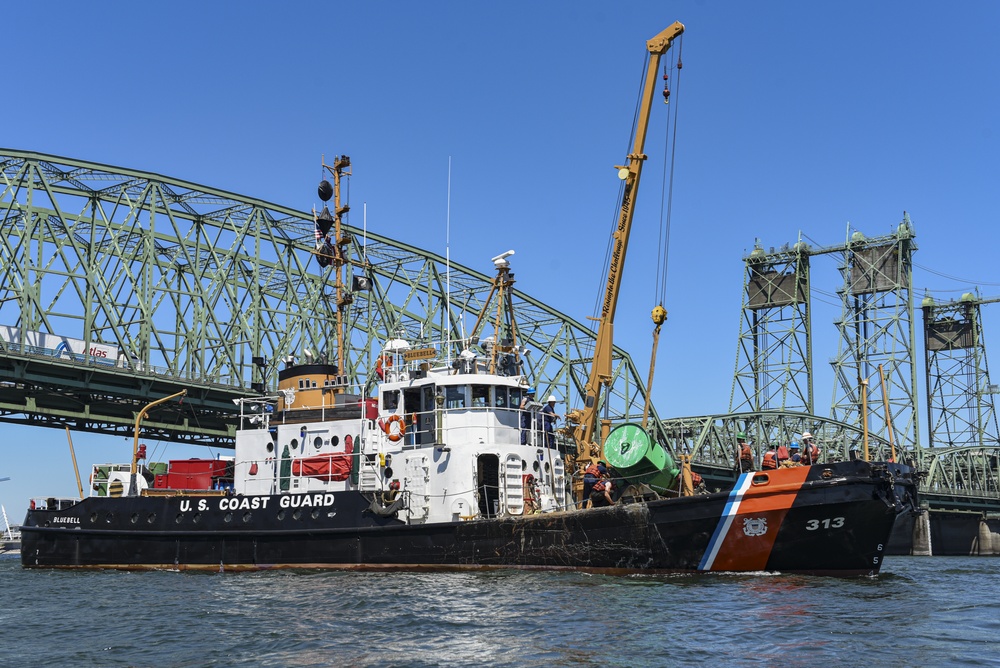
[762,451,777,469]
[802,444,819,465]
[592,480,607,493]
[585,464,601,478]
[776,445,789,461]
[740,444,752,460]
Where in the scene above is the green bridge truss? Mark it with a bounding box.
[0,149,658,447]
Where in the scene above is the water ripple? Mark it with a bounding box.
[4,556,999,667]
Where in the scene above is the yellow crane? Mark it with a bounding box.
[566,21,684,477]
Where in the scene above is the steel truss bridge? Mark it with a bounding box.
[0,149,659,448]
[1,149,997,510]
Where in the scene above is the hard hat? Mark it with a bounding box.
[526,388,536,394]
[737,431,747,440]
[790,442,800,450]
[548,395,558,402]
[802,431,814,440]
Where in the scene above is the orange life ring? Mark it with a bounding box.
[382,414,406,442]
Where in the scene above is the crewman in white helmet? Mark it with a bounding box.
[541,395,560,447]
[800,431,820,465]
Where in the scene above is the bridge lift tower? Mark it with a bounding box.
[731,215,918,459]
[730,240,813,415]
[922,291,1000,449]
[828,216,919,455]
[921,291,1000,497]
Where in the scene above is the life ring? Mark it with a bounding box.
[375,354,393,379]
[382,414,406,442]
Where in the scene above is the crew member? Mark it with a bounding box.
[776,441,790,466]
[519,389,536,445]
[541,395,559,448]
[590,475,614,508]
[582,460,606,503]
[737,432,754,473]
[800,431,820,465]
[788,442,801,465]
[762,446,778,470]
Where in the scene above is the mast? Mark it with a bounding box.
[316,156,353,378]
[467,251,522,376]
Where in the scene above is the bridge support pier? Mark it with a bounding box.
[911,510,932,556]
[977,518,1000,555]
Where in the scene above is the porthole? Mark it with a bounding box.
[532,461,540,472]
[266,442,274,453]
[243,511,253,523]
[175,514,184,524]
[224,512,233,523]
[521,460,527,471]
[105,512,114,524]
[310,509,320,520]
[277,509,286,521]
[130,513,139,524]
[192,513,201,524]
[147,513,157,523]
[290,438,299,451]
[544,462,551,473]
[90,513,98,523]
[314,436,323,450]
[293,509,303,520]
[331,435,340,447]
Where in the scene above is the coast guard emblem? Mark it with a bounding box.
[742,517,767,537]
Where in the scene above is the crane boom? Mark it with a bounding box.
[570,21,684,465]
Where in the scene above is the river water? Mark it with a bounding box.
[2,554,998,667]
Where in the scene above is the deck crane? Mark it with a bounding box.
[566,21,684,480]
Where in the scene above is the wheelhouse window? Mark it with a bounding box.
[383,390,400,411]
[445,386,466,409]
[494,386,509,408]
[472,385,490,408]
[508,387,522,407]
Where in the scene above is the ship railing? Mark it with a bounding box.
[27,496,81,511]
[388,404,563,452]
[232,396,279,430]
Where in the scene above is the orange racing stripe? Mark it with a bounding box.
[707,466,811,572]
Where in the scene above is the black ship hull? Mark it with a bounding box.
[21,461,918,576]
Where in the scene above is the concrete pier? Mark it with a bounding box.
[890,510,1000,556]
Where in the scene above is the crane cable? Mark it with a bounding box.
[655,38,683,307]
[643,39,683,429]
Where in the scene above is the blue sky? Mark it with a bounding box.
[2,1,999,514]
